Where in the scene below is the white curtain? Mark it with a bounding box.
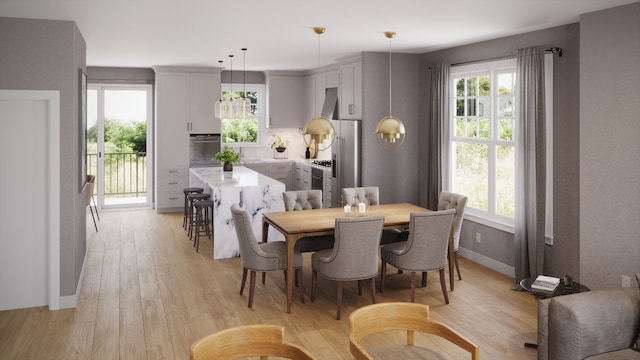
[514,46,547,285]
[427,62,450,210]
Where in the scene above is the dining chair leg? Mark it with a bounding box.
[422,272,427,287]
[336,281,343,320]
[357,280,362,295]
[454,250,462,280]
[262,272,266,285]
[248,270,256,308]
[380,261,387,292]
[296,268,304,303]
[91,195,100,221]
[410,271,416,303]
[311,270,318,302]
[240,268,248,295]
[89,205,98,232]
[439,268,450,304]
[369,277,377,304]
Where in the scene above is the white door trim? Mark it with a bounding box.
[0,90,60,310]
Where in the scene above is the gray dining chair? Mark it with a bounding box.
[230,204,305,308]
[438,191,468,281]
[379,209,456,304]
[341,186,402,245]
[282,190,335,252]
[310,215,385,320]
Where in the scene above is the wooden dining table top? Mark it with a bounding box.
[262,203,430,236]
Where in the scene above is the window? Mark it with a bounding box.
[221,84,265,146]
[450,59,517,228]
[449,56,553,235]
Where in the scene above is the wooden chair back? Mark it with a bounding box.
[190,324,316,360]
[349,302,479,360]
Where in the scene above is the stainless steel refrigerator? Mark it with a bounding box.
[331,119,362,207]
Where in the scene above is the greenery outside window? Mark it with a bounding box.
[221,84,265,146]
[450,59,517,229]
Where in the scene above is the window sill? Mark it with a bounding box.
[464,213,514,234]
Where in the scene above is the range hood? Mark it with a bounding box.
[320,87,339,120]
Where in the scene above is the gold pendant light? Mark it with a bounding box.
[375,31,406,149]
[301,27,336,156]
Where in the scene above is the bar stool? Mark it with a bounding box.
[183,187,204,229]
[193,199,214,252]
[188,193,211,239]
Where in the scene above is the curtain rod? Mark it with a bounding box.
[447,47,563,68]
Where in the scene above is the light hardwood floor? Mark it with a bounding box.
[0,210,539,359]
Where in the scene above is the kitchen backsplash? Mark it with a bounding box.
[238,128,332,161]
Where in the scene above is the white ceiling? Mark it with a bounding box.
[1,0,637,71]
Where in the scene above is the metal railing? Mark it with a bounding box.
[88,152,147,198]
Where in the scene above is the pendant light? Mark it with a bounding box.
[215,60,226,119]
[301,27,336,156]
[234,47,252,119]
[374,31,406,149]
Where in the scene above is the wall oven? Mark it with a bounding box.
[189,133,221,167]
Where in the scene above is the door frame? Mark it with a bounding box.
[88,83,153,209]
[0,90,60,310]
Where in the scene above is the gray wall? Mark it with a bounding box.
[0,17,87,296]
[420,24,581,278]
[361,52,421,205]
[580,3,640,289]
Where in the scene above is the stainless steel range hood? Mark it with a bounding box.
[320,87,339,120]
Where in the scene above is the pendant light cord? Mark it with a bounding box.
[242,48,247,97]
[388,36,392,118]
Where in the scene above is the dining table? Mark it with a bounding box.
[261,203,457,313]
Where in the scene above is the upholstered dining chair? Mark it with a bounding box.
[438,191,468,281]
[379,209,456,304]
[190,324,317,360]
[230,204,304,308]
[341,186,401,245]
[310,215,384,320]
[282,190,335,253]
[349,302,479,360]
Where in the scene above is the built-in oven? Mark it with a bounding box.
[189,134,221,167]
[311,167,324,190]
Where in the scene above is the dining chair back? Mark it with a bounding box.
[190,324,317,360]
[231,204,304,307]
[438,191,468,280]
[341,187,379,206]
[349,302,479,360]
[310,215,384,319]
[380,209,456,303]
[282,190,334,253]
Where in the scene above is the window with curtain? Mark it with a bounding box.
[221,83,265,146]
[450,59,517,229]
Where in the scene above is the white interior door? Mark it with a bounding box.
[0,90,60,311]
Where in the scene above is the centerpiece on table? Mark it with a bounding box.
[213,145,241,171]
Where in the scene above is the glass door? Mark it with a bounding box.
[87,84,152,209]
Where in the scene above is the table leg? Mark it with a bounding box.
[286,236,294,313]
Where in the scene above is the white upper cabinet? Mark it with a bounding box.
[189,72,221,134]
[268,73,305,128]
[340,60,362,119]
[155,71,190,167]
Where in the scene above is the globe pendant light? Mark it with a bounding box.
[374,31,406,149]
[301,27,336,157]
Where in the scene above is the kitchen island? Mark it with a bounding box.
[189,166,285,259]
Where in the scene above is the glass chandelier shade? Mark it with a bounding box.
[375,31,406,150]
[214,52,252,120]
[301,27,336,153]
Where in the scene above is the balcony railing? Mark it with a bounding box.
[88,152,147,199]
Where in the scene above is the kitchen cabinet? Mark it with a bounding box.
[323,170,332,208]
[267,162,293,190]
[244,163,268,175]
[154,66,221,212]
[268,73,305,128]
[304,68,340,122]
[294,162,311,190]
[340,61,362,119]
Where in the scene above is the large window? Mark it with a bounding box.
[221,84,265,146]
[450,59,517,228]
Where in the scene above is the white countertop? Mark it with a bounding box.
[241,159,331,172]
[190,166,284,188]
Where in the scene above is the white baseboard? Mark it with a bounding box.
[458,247,515,278]
[55,249,87,310]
